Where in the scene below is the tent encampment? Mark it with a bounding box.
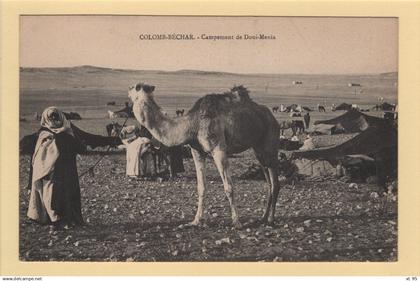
[293,110,397,187]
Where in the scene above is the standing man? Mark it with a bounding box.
[304,112,311,130]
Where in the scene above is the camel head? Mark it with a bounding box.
[128,82,155,103]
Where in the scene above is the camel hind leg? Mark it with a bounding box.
[254,148,280,225]
[190,148,207,226]
[212,147,242,228]
[260,166,272,222]
[267,167,280,224]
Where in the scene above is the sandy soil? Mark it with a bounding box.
[19,147,397,262]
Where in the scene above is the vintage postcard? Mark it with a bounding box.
[1,1,420,277]
[18,14,398,260]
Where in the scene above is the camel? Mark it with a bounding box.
[128,83,281,228]
[317,104,326,112]
[176,109,185,116]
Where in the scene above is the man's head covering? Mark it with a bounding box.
[40,106,73,135]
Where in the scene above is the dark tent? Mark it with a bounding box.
[63,112,82,120]
[292,124,396,161]
[334,103,352,111]
[313,109,386,133]
[374,102,396,111]
[20,124,122,155]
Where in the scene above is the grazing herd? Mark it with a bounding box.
[271,104,328,114]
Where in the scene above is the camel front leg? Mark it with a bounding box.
[212,148,242,229]
[190,148,207,226]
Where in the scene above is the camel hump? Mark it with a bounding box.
[188,91,253,118]
[230,85,252,101]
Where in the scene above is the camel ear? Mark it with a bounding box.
[143,84,155,94]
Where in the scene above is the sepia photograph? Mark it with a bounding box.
[18,15,398,262]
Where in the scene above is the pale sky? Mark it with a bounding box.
[20,16,398,74]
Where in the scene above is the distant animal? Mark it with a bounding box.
[286,104,299,113]
[348,83,361,87]
[302,106,313,112]
[279,120,305,136]
[175,109,185,116]
[63,112,82,120]
[279,120,293,136]
[129,83,281,227]
[107,101,116,106]
[290,112,301,118]
[278,120,296,136]
[317,104,326,112]
[292,120,305,134]
[292,81,303,85]
[272,106,279,113]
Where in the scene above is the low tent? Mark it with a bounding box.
[311,123,345,135]
[292,123,396,162]
[63,111,82,120]
[335,103,352,111]
[313,109,386,133]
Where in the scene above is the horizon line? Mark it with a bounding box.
[19,64,398,76]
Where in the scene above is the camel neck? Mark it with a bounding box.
[133,99,191,147]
